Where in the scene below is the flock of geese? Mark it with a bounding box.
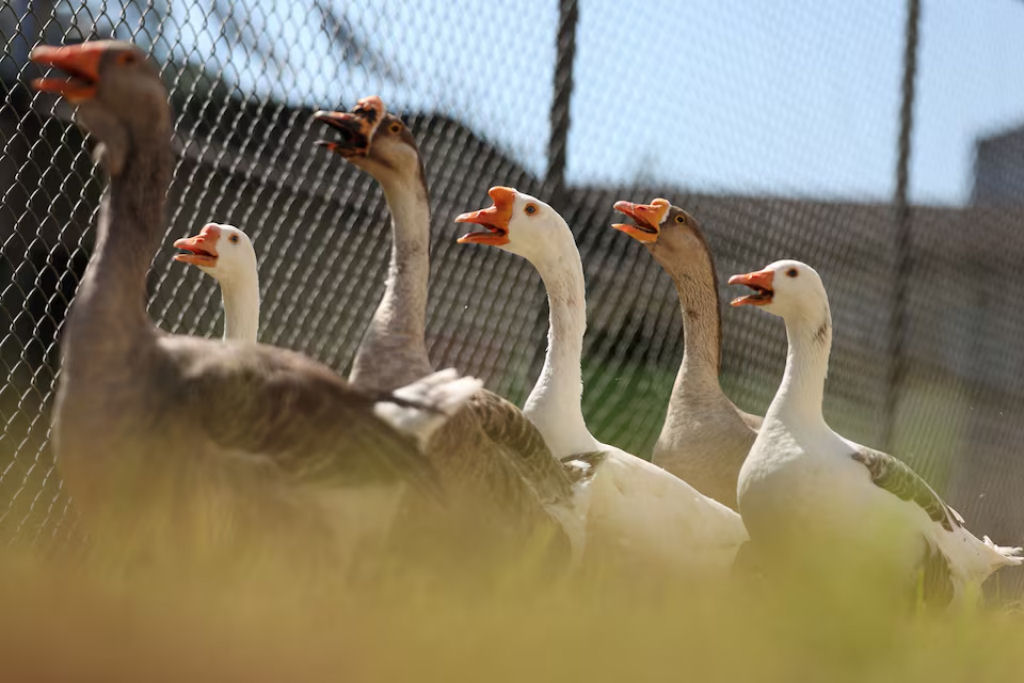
[29,40,1021,603]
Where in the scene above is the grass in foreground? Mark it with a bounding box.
[0,526,1021,683]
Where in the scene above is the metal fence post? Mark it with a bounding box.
[546,0,578,204]
[882,0,921,451]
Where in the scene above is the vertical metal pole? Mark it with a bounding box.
[546,0,578,202]
[882,0,921,451]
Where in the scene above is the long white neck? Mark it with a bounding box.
[348,171,433,392]
[521,232,600,457]
[765,303,833,429]
[217,272,260,343]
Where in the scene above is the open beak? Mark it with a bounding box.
[173,224,221,268]
[455,186,515,246]
[612,198,669,243]
[30,43,105,102]
[313,95,386,157]
[728,268,775,306]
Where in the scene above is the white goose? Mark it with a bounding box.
[612,198,760,510]
[730,259,1022,602]
[174,222,259,343]
[456,187,748,577]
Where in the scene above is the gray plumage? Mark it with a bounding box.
[851,445,962,533]
[622,203,759,510]
[39,42,439,561]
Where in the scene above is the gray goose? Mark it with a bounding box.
[32,42,474,562]
[612,198,760,510]
[313,98,585,561]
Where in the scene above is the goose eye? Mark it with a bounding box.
[389,122,402,134]
[117,52,139,66]
[674,215,685,224]
[229,234,240,244]
[524,203,538,216]
[786,268,798,278]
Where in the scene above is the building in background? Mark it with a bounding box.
[973,123,1024,205]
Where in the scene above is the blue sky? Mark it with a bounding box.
[80,0,1024,205]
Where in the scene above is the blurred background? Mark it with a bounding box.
[0,0,1022,571]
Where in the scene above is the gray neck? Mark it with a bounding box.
[522,235,598,456]
[218,274,260,343]
[662,249,725,414]
[63,134,172,371]
[348,169,433,392]
[767,305,833,427]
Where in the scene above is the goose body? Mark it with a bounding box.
[456,187,748,576]
[34,42,471,563]
[313,98,582,561]
[730,260,1021,602]
[613,198,759,509]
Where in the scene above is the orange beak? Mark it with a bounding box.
[30,43,106,102]
[455,186,515,246]
[313,95,386,157]
[728,268,775,306]
[611,198,670,243]
[173,224,221,268]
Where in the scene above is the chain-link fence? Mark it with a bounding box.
[2,0,1023,577]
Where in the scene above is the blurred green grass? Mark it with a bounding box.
[0,533,1021,683]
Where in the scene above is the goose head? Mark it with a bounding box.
[313,95,422,182]
[729,260,829,323]
[612,197,707,268]
[173,223,257,285]
[455,187,572,263]
[30,41,169,175]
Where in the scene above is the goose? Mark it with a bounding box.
[313,97,586,563]
[31,41,478,564]
[612,198,760,510]
[729,259,1022,602]
[173,222,259,343]
[456,187,748,577]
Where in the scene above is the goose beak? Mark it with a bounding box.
[313,95,386,157]
[174,224,221,268]
[455,186,515,246]
[611,198,670,243]
[30,43,105,102]
[728,268,775,306]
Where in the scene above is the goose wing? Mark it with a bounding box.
[162,336,439,493]
[850,444,962,532]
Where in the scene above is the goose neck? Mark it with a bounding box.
[348,168,433,391]
[218,273,260,343]
[522,239,597,455]
[68,135,172,350]
[667,258,724,395]
[767,306,833,427]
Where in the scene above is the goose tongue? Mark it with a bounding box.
[728,269,775,306]
[30,42,106,102]
[313,95,386,156]
[173,224,221,268]
[611,198,669,243]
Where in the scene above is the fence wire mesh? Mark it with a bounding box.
[1,0,1023,579]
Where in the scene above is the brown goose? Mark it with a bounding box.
[31,42,473,562]
[613,199,760,510]
[313,98,585,560]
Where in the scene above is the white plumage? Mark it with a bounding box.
[457,187,748,576]
[730,259,1021,603]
